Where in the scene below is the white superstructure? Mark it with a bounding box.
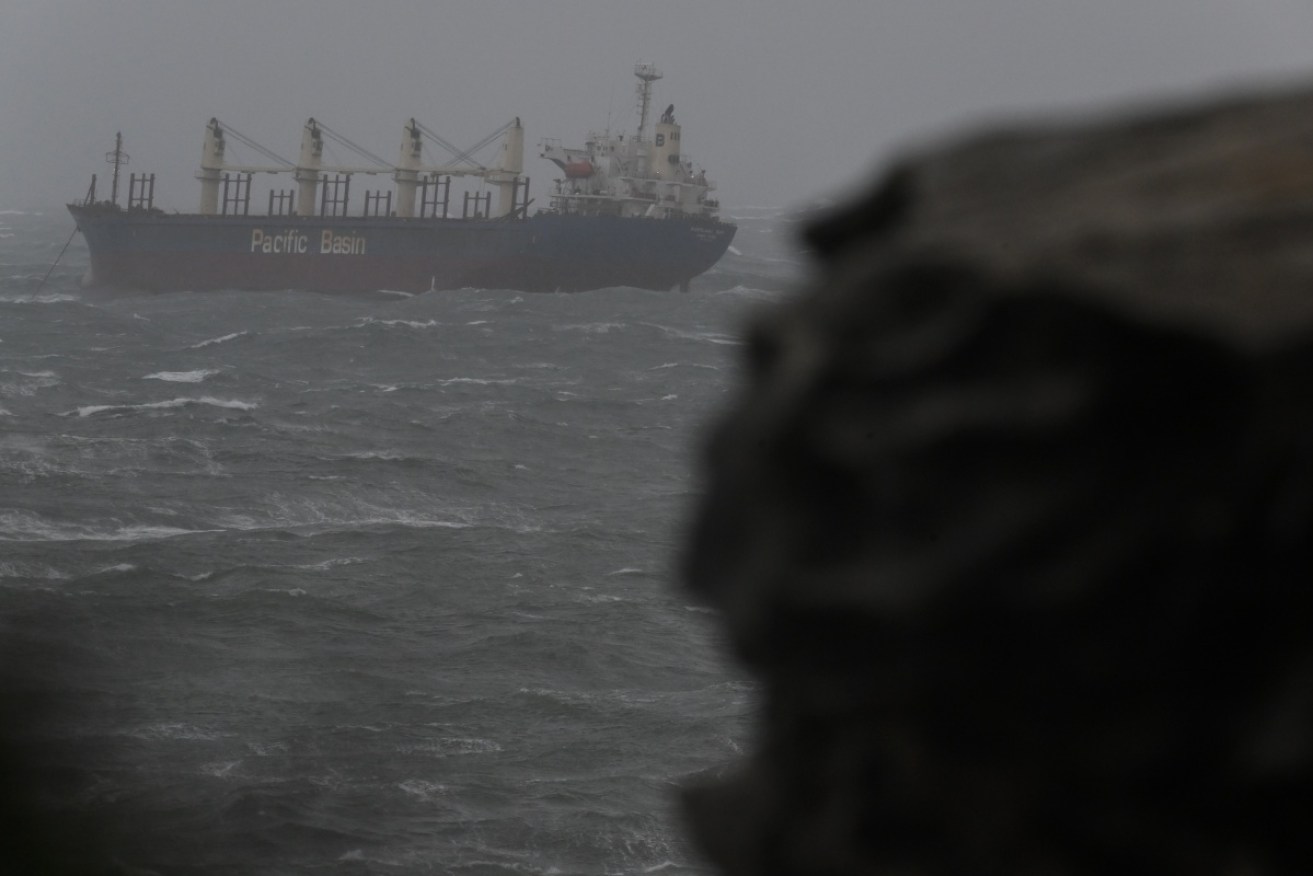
[539,64,721,220]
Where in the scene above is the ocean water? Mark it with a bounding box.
[0,206,803,874]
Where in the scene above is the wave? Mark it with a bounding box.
[201,760,242,778]
[191,331,248,348]
[208,502,477,534]
[396,737,502,757]
[290,556,367,571]
[398,779,447,801]
[312,516,471,532]
[0,369,60,399]
[0,510,221,543]
[338,450,416,461]
[553,321,626,334]
[712,284,785,301]
[355,317,440,329]
[92,563,139,575]
[127,722,232,742]
[435,377,521,386]
[64,396,258,417]
[0,293,79,304]
[0,561,70,580]
[143,369,219,383]
[640,323,742,346]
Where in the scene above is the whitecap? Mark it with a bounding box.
[201,760,241,778]
[292,557,365,571]
[356,317,440,329]
[65,397,257,417]
[714,284,780,301]
[0,293,78,304]
[191,331,247,348]
[436,377,519,386]
[341,450,409,461]
[554,321,625,334]
[143,369,218,383]
[398,779,447,800]
[398,737,502,756]
[0,510,222,543]
[130,722,229,741]
[363,517,470,530]
[642,323,743,346]
[1,370,60,398]
[0,561,69,580]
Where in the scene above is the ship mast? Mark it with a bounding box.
[106,132,129,206]
[633,64,663,142]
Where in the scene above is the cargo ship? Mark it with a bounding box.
[67,64,735,294]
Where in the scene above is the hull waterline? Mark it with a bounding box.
[68,207,737,294]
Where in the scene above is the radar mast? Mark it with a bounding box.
[633,64,663,142]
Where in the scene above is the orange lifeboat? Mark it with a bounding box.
[563,160,595,179]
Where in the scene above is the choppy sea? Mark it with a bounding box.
[0,206,803,875]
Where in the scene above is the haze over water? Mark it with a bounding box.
[0,207,797,874]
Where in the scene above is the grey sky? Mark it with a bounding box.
[4,1,1313,212]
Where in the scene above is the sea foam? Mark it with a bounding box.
[65,397,257,417]
[143,369,218,383]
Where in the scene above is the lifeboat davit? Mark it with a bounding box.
[563,160,594,178]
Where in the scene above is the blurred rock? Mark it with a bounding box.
[682,84,1313,875]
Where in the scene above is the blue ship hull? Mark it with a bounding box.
[67,207,737,294]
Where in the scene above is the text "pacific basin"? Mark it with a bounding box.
[251,229,367,255]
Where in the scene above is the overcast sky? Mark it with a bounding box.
[4,1,1313,213]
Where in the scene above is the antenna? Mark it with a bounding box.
[633,63,663,142]
[106,132,130,206]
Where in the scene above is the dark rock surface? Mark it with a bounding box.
[682,85,1313,875]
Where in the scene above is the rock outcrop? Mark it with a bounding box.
[682,85,1313,875]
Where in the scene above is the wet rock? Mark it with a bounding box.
[683,84,1313,875]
